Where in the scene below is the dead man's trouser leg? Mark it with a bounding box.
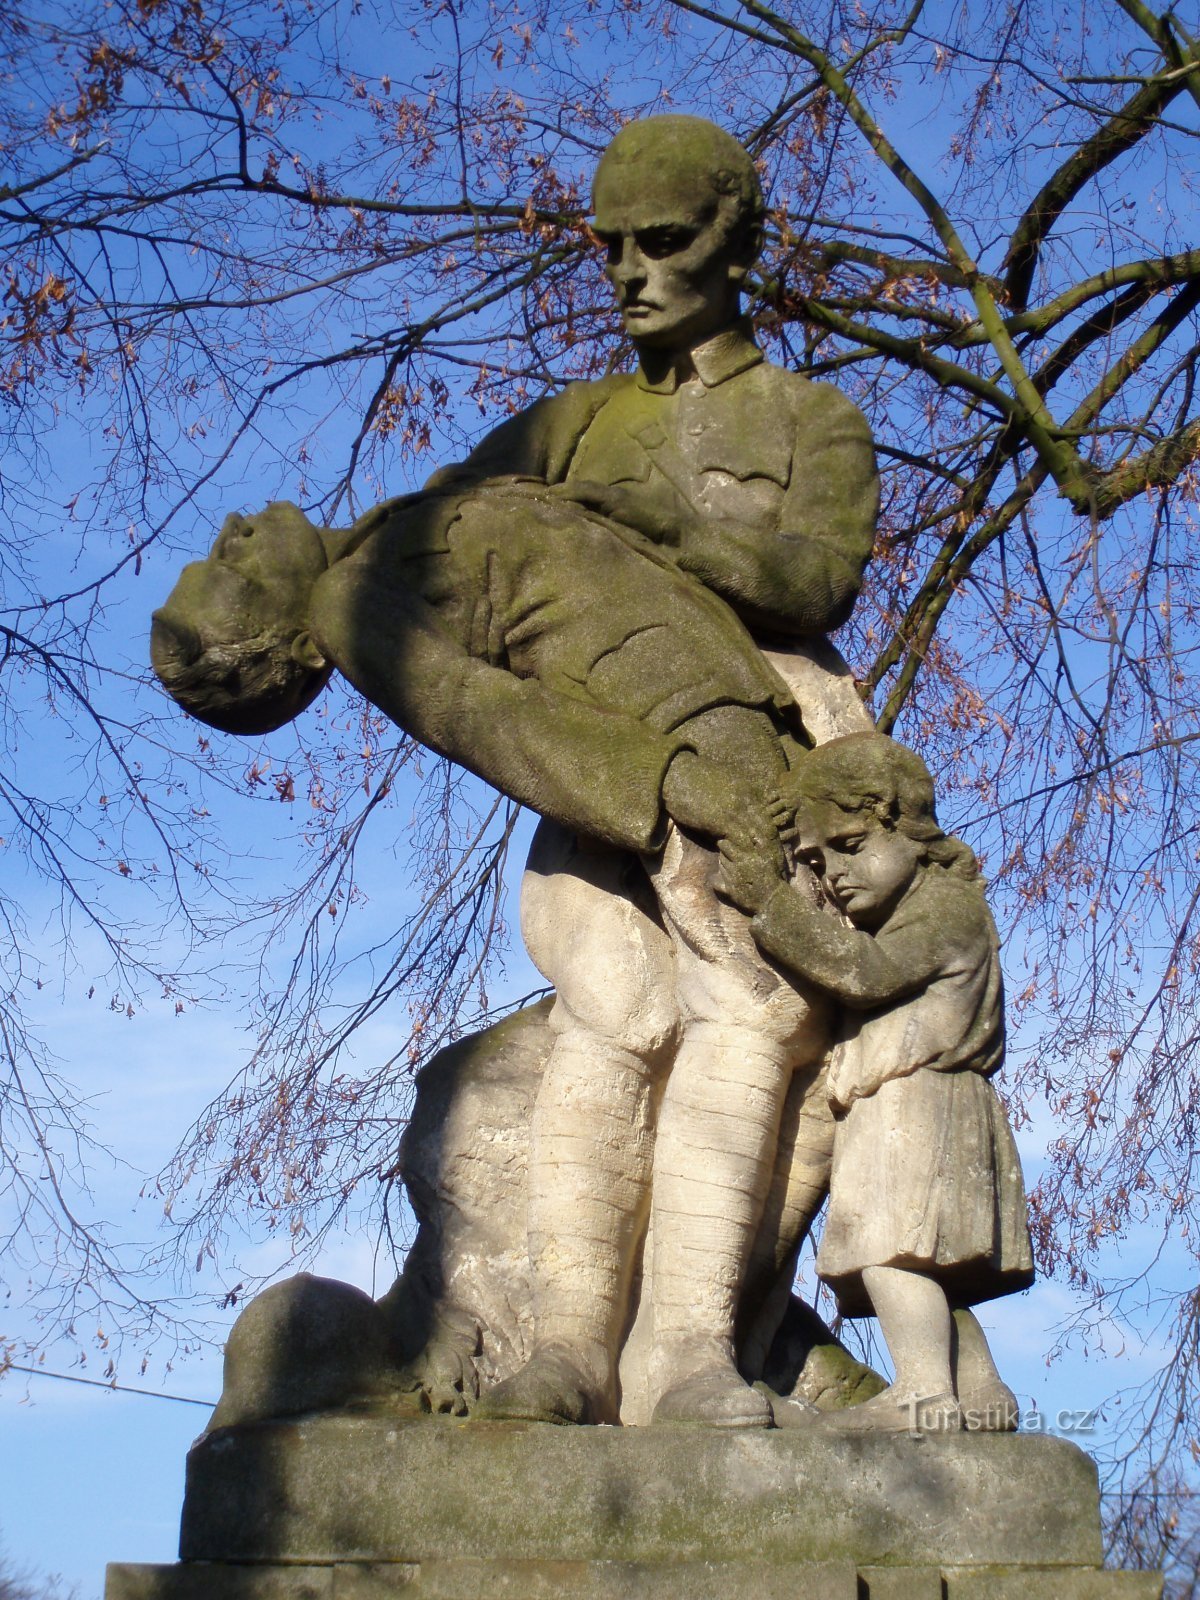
[475,821,677,1424]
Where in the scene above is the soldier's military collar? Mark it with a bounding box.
[636,322,764,394]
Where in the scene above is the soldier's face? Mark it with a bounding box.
[592,162,745,350]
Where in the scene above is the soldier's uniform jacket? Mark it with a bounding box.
[432,322,879,641]
[313,326,878,854]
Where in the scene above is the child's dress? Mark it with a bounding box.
[814,868,1034,1316]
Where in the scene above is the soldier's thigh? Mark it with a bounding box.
[520,819,677,1053]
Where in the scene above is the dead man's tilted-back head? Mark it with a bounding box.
[150,502,332,737]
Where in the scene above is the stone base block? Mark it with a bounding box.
[944,1569,1163,1599]
[859,1570,947,1599]
[106,1416,1164,1599]
[106,1559,1164,1600]
[177,1416,1102,1568]
[107,1558,858,1599]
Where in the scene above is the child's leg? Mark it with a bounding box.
[863,1266,954,1399]
[953,1307,1019,1431]
[827,1266,960,1432]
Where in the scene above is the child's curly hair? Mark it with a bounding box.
[792,732,980,881]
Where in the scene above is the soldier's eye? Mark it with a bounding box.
[639,228,692,258]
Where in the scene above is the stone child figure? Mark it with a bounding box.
[720,732,1034,1430]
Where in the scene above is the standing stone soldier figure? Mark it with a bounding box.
[403,115,880,1428]
[153,115,880,1431]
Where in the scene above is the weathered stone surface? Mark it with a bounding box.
[109,1559,859,1599]
[400,1558,857,1599]
[208,1274,402,1432]
[859,1569,945,1598]
[106,1567,342,1599]
[376,995,880,1423]
[378,999,556,1404]
[945,1568,1164,1598]
[107,1558,1166,1600]
[180,1416,1102,1570]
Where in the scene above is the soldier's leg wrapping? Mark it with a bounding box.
[647,822,830,1424]
[478,820,677,1422]
[736,1055,835,1376]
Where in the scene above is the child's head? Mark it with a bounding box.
[791,732,979,927]
[150,502,332,735]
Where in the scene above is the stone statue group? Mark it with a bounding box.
[153,115,1033,1437]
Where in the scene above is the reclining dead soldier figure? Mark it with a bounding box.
[152,481,846,1426]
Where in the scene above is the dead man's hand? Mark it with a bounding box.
[662,749,789,880]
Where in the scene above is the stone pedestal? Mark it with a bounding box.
[106,1417,1162,1598]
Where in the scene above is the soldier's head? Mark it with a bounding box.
[592,115,764,351]
[150,502,332,736]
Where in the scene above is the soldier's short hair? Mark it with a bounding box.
[594,115,765,249]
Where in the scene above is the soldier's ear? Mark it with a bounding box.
[726,221,762,286]
[290,630,327,671]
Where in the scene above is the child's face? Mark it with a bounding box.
[798,813,924,930]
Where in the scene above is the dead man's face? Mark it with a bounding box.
[151,503,327,667]
[592,161,748,350]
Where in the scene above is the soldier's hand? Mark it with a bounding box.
[715,835,787,914]
[548,480,688,545]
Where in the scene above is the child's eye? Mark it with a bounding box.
[838,835,865,854]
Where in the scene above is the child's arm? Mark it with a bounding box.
[751,883,950,1008]
[718,846,951,1008]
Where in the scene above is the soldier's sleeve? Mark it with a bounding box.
[423,377,625,490]
[309,542,682,853]
[672,371,878,638]
[774,379,879,631]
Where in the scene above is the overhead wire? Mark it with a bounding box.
[4,1363,213,1408]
